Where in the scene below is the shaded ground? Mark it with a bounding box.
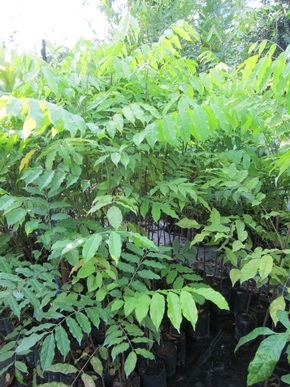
[168,315,254,387]
[168,312,288,387]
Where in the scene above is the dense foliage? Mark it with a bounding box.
[0,8,289,387]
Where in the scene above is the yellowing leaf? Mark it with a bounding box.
[22,116,36,140]
[19,150,36,172]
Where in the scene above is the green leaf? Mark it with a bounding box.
[161,114,177,145]
[180,290,198,329]
[108,232,122,263]
[129,233,158,250]
[145,122,158,147]
[137,270,160,280]
[162,203,179,219]
[107,206,123,230]
[22,287,40,309]
[176,218,200,229]
[167,292,182,331]
[46,363,78,374]
[259,254,273,281]
[42,67,59,96]
[134,348,154,359]
[235,327,274,351]
[111,343,130,361]
[193,287,229,310]
[55,325,70,358]
[123,295,137,318]
[191,231,210,245]
[210,208,221,224]
[0,349,14,362]
[66,317,83,344]
[151,202,161,223]
[132,131,146,146]
[177,111,191,142]
[0,195,15,211]
[6,208,27,228]
[0,341,16,361]
[240,259,260,284]
[16,333,45,353]
[111,152,120,166]
[86,307,101,328]
[281,374,290,384]
[230,269,240,287]
[95,288,107,302]
[104,329,123,347]
[82,234,102,263]
[277,310,290,329]
[172,24,191,40]
[99,346,108,360]
[76,312,92,334]
[247,334,288,385]
[81,373,96,387]
[124,351,137,378]
[173,277,184,289]
[269,296,286,326]
[167,270,178,284]
[135,294,151,323]
[15,361,28,374]
[0,361,14,378]
[118,262,135,274]
[40,333,55,370]
[140,200,149,218]
[150,293,165,331]
[232,240,244,252]
[242,54,259,80]
[90,356,103,376]
[25,219,41,235]
[87,274,99,292]
[111,299,124,312]
[123,106,135,123]
[191,105,210,141]
[6,296,21,319]
[77,262,95,278]
[142,260,165,270]
[38,170,55,191]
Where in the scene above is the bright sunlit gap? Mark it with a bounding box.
[0,0,113,54]
[1,0,262,55]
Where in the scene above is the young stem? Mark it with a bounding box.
[245,286,253,317]
[122,352,125,381]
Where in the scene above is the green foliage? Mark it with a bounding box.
[0,15,289,385]
[235,311,290,386]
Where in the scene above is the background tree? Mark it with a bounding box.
[247,0,290,51]
[98,0,290,66]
